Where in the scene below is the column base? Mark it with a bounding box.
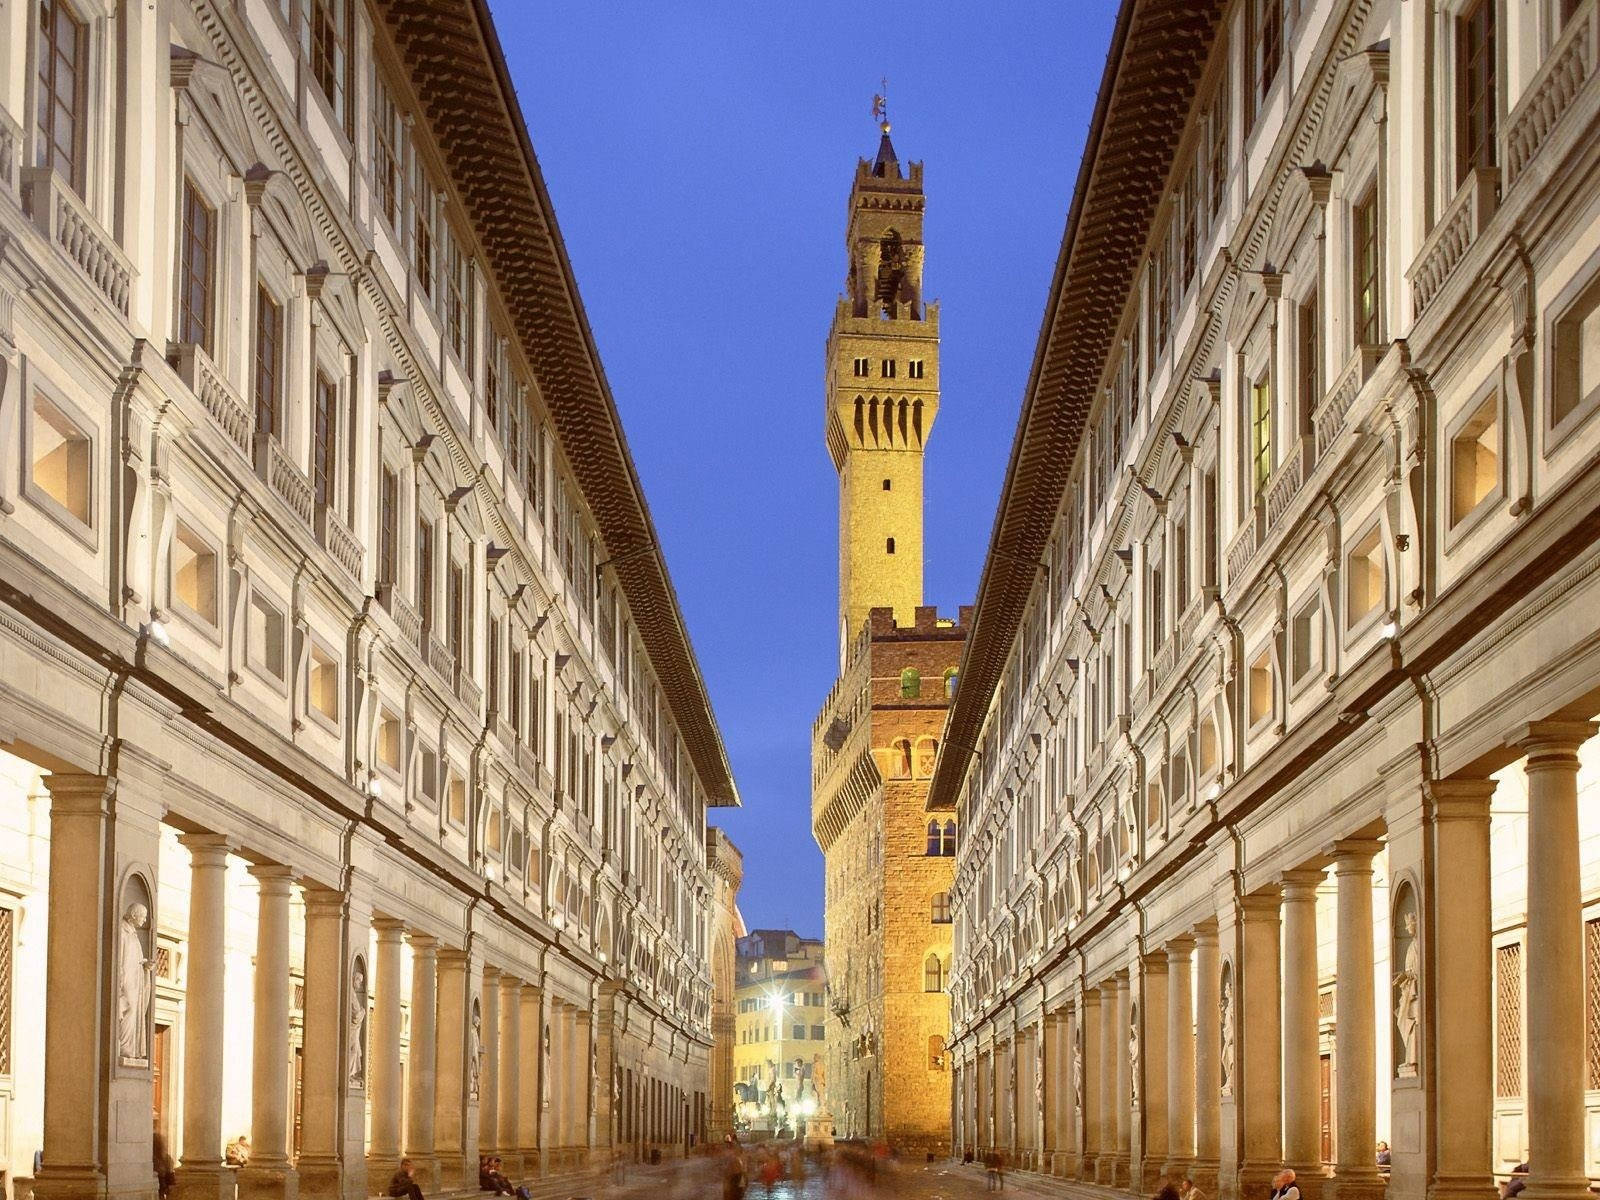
[1096,1154,1119,1184]
[1325,1170,1389,1200]
[1190,1161,1221,1197]
[1237,1165,1280,1200]
[33,1166,158,1200]
[169,1165,233,1200]
[435,1154,471,1192]
[1162,1158,1195,1182]
[363,1155,402,1194]
[1515,1183,1594,1200]
[237,1163,298,1200]
[1290,1169,1326,1200]
[494,1154,523,1179]
[1426,1172,1497,1200]
[296,1155,351,1200]
[1114,1156,1133,1188]
[398,1156,439,1192]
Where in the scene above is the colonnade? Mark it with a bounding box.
[952,720,1600,1200]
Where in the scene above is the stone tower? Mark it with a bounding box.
[825,127,941,667]
[812,122,963,1157]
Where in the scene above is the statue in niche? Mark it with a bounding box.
[348,956,369,1088]
[1128,1007,1141,1106]
[541,1024,551,1108]
[118,898,154,1064]
[1394,896,1421,1076]
[468,998,483,1100]
[1072,1026,1084,1111]
[1220,970,1236,1096]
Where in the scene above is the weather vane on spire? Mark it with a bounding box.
[872,78,890,134]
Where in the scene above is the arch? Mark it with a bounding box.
[943,666,959,697]
[915,736,939,778]
[941,820,957,856]
[900,667,922,698]
[926,820,942,856]
[116,872,156,1065]
[923,952,946,993]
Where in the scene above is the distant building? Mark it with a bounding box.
[731,931,827,1133]
[810,125,965,1155]
[707,830,746,1142]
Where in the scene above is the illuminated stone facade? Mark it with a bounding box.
[936,2,1600,1199]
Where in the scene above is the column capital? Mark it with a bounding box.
[1239,886,1282,918]
[437,945,470,967]
[248,862,296,891]
[1192,921,1219,948]
[483,964,501,984]
[1141,951,1170,976]
[1329,837,1384,870]
[407,931,438,953]
[1166,935,1196,957]
[1511,719,1597,762]
[43,771,114,814]
[575,1008,592,1027]
[1280,868,1325,901]
[373,915,407,938]
[178,830,233,865]
[1425,776,1498,822]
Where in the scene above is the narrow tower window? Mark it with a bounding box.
[882,479,891,491]
[886,537,896,555]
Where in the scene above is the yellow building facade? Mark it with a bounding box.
[731,932,826,1135]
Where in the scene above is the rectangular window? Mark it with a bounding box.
[312,371,338,512]
[248,591,287,682]
[1290,596,1321,685]
[179,181,216,352]
[1345,524,1385,627]
[1251,0,1284,119]
[412,163,434,298]
[509,647,523,733]
[378,466,399,587]
[35,0,86,193]
[908,359,925,379]
[448,777,466,826]
[377,709,402,773]
[447,559,465,664]
[417,519,435,633]
[853,357,869,377]
[1251,373,1273,494]
[254,286,283,437]
[1352,189,1381,346]
[487,617,502,715]
[1551,265,1600,429]
[1457,0,1498,184]
[307,0,347,126]
[881,359,896,378]
[1449,389,1501,526]
[371,66,403,231]
[1496,941,1523,1098]
[309,643,339,723]
[442,228,473,370]
[172,523,218,626]
[30,391,91,527]
[1173,514,1190,610]
[1297,293,1321,415]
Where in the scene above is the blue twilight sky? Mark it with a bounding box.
[490,2,1118,939]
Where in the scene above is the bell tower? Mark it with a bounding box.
[825,120,940,666]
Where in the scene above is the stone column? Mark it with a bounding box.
[496,975,522,1177]
[240,864,297,1200]
[1193,924,1221,1192]
[300,886,366,1200]
[1424,780,1497,1200]
[481,968,501,1162]
[173,834,233,1200]
[1114,974,1132,1185]
[574,1009,593,1159]
[1281,869,1324,1196]
[1082,988,1102,1177]
[1139,953,1170,1191]
[1062,1005,1082,1177]
[434,947,472,1188]
[516,986,541,1171]
[34,773,162,1200]
[1164,938,1196,1178]
[547,1001,566,1160]
[404,933,439,1189]
[1043,1014,1059,1170]
[1517,722,1596,1200]
[1238,889,1283,1198]
[366,920,406,1180]
[1098,981,1120,1183]
[1327,841,1384,1200]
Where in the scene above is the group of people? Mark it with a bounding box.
[382,1154,530,1200]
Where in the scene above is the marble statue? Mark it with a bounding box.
[348,956,368,1087]
[118,901,152,1063]
[1394,908,1421,1073]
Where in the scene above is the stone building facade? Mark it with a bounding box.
[934,0,1600,1198]
[707,829,745,1143]
[811,127,964,1155]
[0,2,739,1199]
[730,931,825,1134]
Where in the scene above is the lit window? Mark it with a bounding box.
[1251,372,1273,494]
[419,746,439,805]
[172,523,217,625]
[1352,189,1381,346]
[30,392,91,526]
[1449,389,1500,526]
[1345,525,1385,627]
[247,591,286,682]
[900,667,921,698]
[377,709,402,772]
[448,776,467,826]
[1551,270,1600,429]
[1247,648,1273,728]
[931,892,951,924]
[1290,597,1321,686]
[309,643,339,723]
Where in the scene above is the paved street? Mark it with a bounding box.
[594,1155,1103,1200]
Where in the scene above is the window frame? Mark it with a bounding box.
[178,177,219,354]
[1445,375,1504,537]
[1344,518,1388,634]
[1351,184,1383,348]
[22,373,98,548]
[306,636,342,731]
[169,516,222,637]
[1545,245,1600,445]
[245,584,290,691]
[33,0,89,195]
[1455,0,1499,186]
